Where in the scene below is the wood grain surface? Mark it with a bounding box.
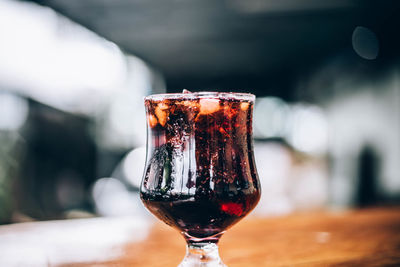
[1,208,399,267]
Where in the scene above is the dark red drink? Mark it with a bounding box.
[141,92,260,243]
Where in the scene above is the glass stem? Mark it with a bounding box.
[178,242,226,267]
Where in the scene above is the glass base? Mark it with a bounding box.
[178,243,227,267]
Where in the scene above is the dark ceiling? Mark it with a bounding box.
[25,0,400,98]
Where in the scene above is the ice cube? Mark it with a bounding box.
[148,114,158,128]
[155,102,169,126]
[240,102,249,111]
[158,102,169,110]
[199,98,220,115]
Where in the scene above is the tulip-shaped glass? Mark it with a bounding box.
[140,92,261,266]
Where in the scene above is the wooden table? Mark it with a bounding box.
[0,208,399,266]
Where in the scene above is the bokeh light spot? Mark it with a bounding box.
[352,26,379,60]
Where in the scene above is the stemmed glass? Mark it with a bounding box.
[140,92,261,266]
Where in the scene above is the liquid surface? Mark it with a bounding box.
[141,94,260,240]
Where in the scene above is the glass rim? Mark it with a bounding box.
[144,91,255,102]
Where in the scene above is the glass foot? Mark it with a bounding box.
[178,243,227,267]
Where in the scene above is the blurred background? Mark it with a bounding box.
[0,0,399,224]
